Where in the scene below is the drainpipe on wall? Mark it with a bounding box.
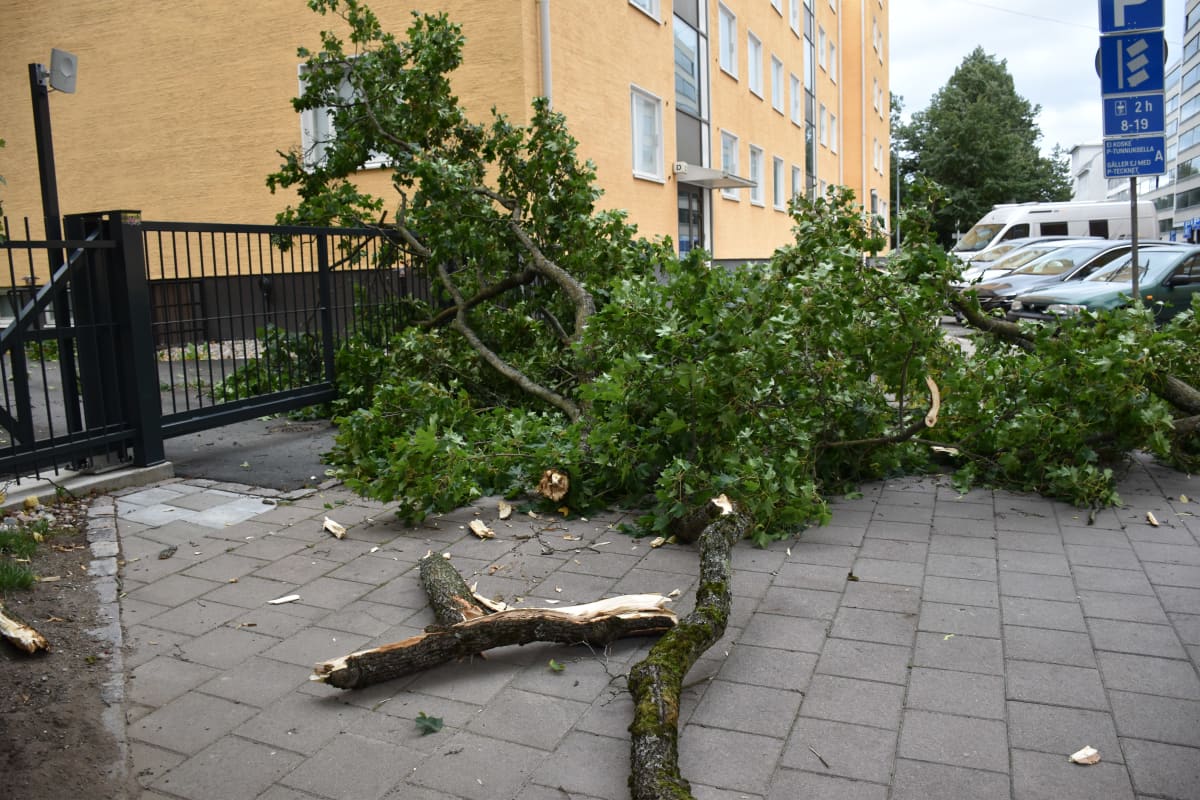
[538,0,553,107]
[861,0,868,208]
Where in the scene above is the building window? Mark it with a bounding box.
[819,104,828,146]
[791,165,802,199]
[721,130,740,200]
[771,0,783,14]
[675,22,702,117]
[629,0,659,19]
[873,78,880,111]
[749,145,764,205]
[818,27,827,70]
[790,74,802,124]
[829,114,838,153]
[719,4,738,78]
[771,56,785,112]
[630,86,663,181]
[773,156,786,210]
[829,42,837,82]
[299,62,388,169]
[747,32,763,96]
[820,179,827,196]
[830,0,837,10]
[873,16,883,55]
[790,0,801,34]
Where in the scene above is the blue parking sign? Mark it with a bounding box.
[1099,32,1165,95]
[1098,0,1165,34]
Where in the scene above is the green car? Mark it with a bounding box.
[1008,244,1200,322]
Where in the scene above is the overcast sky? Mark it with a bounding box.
[890,0,1185,154]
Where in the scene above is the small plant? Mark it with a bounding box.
[0,559,34,591]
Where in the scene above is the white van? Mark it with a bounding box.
[952,200,1157,262]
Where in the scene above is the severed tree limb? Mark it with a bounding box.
[419,267,539,329]
[418,552,494,625]
[312,594,677,690]
[628,496,749,800]
[436,261,583,422]
[950,295,1035,352]
[0,601,49,654]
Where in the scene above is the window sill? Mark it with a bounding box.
[633,171,667,184]
[773,105,786,116]
[750,199,765,207]
[629,1,662,24]
[721,191,741,201]
[750,88,764,99]
[719,65,739,81]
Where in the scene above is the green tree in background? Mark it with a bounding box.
[893,47,1072,248]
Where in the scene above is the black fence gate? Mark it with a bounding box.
[0,210,426,481]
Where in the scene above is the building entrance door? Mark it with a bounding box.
[678,187,704,254]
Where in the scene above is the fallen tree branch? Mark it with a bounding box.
[0,601,49,654]
[312,594,677,690]
[628,495,749,800]
[418,552,496,624]
[950,296,1034,352]
[436,261,583,422]
[419,267,539,329]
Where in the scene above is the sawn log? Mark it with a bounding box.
[0,601,49,654]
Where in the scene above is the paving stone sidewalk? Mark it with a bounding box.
[109,458,1200,800]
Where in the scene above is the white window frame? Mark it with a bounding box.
[628,0,660,20]
[748,145,765,206]
[630,85,664,182]
[772,156,786,210]
[790,73,802,125]
[829,42,837,82]
[830,0,837,10]
[790,0,801,34]
[771,0,783,14]
[873,78,880,111]
[791,165,802,199]
[299,62,388,170]
[818,27,827,71]
[721,130,741,200]
[719,4,738,78]
[829,113,838,153]
[747,31,763,97]
[819,104,828,147]
[770,56,785,113]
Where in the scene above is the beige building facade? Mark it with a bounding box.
[0,0,889,263]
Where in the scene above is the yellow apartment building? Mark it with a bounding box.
[0,0,889,264]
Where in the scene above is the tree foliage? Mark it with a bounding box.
[270,2,1199,548]
[894,47,1072,247]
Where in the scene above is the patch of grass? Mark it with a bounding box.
[0,558,35,591]
[0,529,38,559]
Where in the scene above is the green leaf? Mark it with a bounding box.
[415,711,444,735]
[548,658,565,672]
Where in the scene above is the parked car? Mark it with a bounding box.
[955,235,1080,271]
[1008,244,1200,323]
[956,238,1101,287]
[967,240,1174,312]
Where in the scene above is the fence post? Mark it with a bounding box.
[316,232,337,384]
[107,211,165,466]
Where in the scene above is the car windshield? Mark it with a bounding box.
[973,242,1023,263]
[1084,249,1180,283]
[983,243,1068,272]
[1011,244,1109,277]
[954,224,1004,253]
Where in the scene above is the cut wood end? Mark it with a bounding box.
[323,516,347,539]
[468,519,495,539]
[711,494,734,515]
[537,469,570,502]
[924,376,941,428]
[498,500,513,519]
[1068,745,1101,765]
[1147,511,1160,527]
[310,655,347,682]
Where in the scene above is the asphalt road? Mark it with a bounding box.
[164,415,337,491]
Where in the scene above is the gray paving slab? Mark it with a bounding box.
[103,464,1200,799]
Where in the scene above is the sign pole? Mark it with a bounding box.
[1130,177,1139,301]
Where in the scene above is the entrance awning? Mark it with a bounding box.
[673,162,755,190]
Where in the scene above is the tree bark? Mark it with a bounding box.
[311,594,677,690]
[0,601,49,654]
[627,497,749,800]
[418,552,494,625]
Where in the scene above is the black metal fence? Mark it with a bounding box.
[0,211,426,480]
